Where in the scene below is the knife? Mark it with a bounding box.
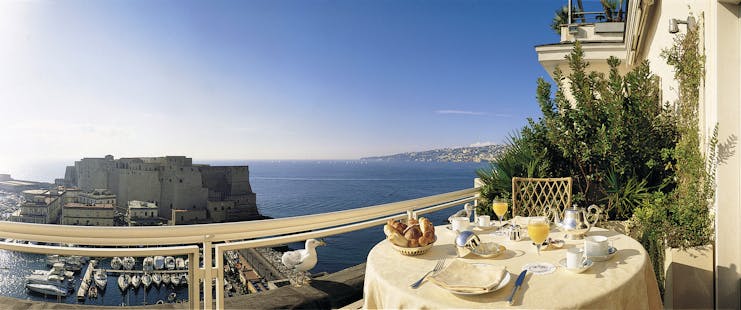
[507,270,528,305]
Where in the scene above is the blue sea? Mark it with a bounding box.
[0,160,489,304]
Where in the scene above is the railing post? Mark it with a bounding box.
[215,246,225,310]
[189,251,201,309]
[203,238,213,309]
[568,0,572,25]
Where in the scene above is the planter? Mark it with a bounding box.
[663,245,714,309]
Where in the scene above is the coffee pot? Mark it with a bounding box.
[550,204,602,240]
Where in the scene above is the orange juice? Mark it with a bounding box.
[492,202,508,218]
[527,222,550,244]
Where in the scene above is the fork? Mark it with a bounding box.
[410,258,446,288]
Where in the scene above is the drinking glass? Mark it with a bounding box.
[492,199,508,227]
[527,217,550,255]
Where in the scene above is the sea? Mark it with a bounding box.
[0,160,489,305]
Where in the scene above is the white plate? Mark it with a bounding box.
[581,246,618,262]
[473,223,497,232]
[558,258,594,273]
[522,262,556,275]
[445,270,512,295]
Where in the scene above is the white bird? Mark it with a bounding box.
[281,239,326,286]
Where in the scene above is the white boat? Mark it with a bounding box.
[26,283,67,297]
[171,273,181,286]
[117,274,128,290]
[111,257,123,270]
[175,257,185,269]
[94,270,107,289]
[162,273,171,284]
[131,274,141,288]
[26,273,70,288]
[142,273,152,288]
[152,273,162,286]
[122,257,136,270]
[165,256,176,270]
[143,257,154,271]
[154,256,165,270]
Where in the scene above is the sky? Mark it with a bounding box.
[0,0,561,179]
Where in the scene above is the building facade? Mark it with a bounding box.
[9,189,64,224]
[61,203,115,226]
[126,200,162,226]
[535,1,741,307]
[63,156,258,224]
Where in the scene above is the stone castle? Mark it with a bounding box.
[62,155,259,224]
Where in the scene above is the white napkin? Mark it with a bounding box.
[429,259,507,292]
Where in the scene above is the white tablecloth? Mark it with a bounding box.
[363,225,662,309]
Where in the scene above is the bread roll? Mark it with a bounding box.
[404,225,422,241]
[419,217,433,235]
[408,239,420,247]
[383,224,394,237]
[419,233,434,246]
[390,221,407,234]
[388,231,408,247]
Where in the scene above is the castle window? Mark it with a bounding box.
[179,179,183,183]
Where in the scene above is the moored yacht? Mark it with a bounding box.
[131,274,141,288]
[117,274,128,290]
[111,257,123,270]
[26,283,67,297]
[154,256,165,270]
[152,273,162,286]
[122,257,136,270]
[143,257,154,271]
[165,256,175,270]
[94,270,107,290]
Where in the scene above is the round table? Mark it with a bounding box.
[363,223,662,309]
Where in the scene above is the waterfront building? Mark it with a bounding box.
[63,155,258,224]
[126,200,162,226]
[9,189,64,224]
[535,1,741,307]
[61,203,115,226]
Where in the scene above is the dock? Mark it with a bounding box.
[77,261,96,300]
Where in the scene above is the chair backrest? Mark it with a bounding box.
[511,177,572,218]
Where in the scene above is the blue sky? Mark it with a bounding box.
[0,0,560,174]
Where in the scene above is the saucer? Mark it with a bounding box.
[581,246,618,261]
[558,258,594,273]
[473,223,498,232]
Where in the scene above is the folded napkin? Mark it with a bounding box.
[429,259,507,293]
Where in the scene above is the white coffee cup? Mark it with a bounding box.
[477,215,491,227]
[451,217,470,232]
[585,236,609,256]
[566,247,583,268]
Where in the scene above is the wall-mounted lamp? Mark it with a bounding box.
[669,16,697,34]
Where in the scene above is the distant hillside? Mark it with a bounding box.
[361,144,506,163]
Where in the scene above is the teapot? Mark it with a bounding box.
[549,204,602,240]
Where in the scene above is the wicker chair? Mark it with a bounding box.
[511,177,572,218]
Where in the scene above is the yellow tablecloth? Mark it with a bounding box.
[363,225,662,309]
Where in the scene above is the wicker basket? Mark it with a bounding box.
[390,237,436,256]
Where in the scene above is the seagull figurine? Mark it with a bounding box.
[281,239,327,286]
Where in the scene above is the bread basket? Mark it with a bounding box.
[390,237,436,256]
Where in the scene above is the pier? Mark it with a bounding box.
[77,261,96,300]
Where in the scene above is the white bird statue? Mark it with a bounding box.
[281,239,327,286]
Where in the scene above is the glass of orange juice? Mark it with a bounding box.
[491,199,508,228]
[527,217,550,255]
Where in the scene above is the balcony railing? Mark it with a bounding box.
[0,184,481,309]
[559,0,628,43]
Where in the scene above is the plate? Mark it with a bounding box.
[581,246,618,261]
[470,242,506,258]
[446,270,512,295]
[558,258,594,273]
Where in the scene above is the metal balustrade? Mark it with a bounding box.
[0,186,480,309]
